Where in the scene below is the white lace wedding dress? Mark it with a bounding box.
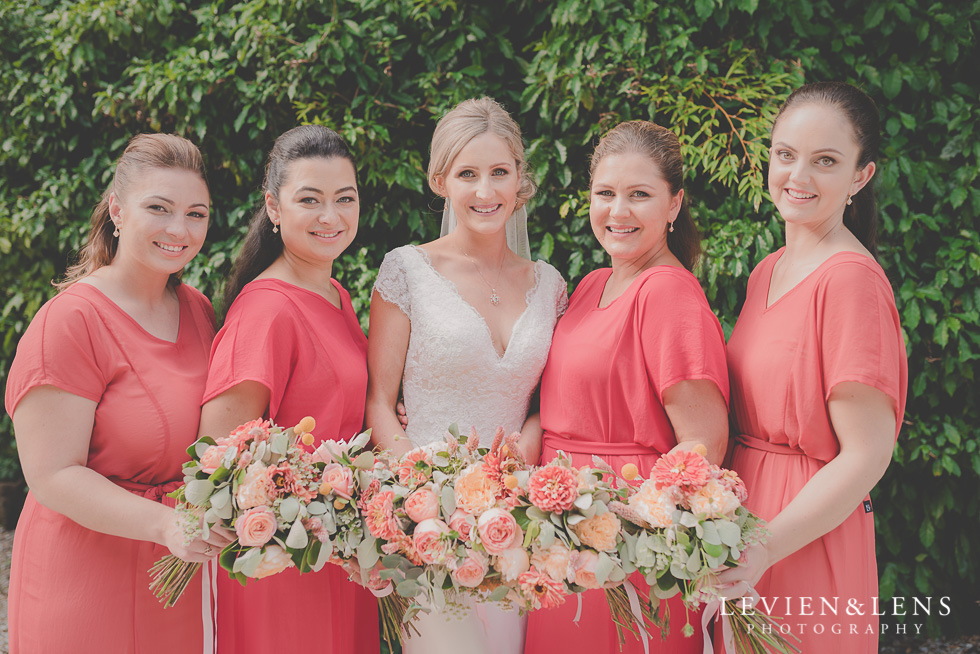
[374,245,567,654]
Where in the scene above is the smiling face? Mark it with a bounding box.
[768,102,875,229]
[436,132,521,236]
[589,151,683,264]
[267,156,359,265]
[108,167,210,279]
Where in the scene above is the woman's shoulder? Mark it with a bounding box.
[813,252,896,304]
[635,265,707,301]
[226,279,304,320]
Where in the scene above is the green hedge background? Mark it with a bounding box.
[2,0,978,638]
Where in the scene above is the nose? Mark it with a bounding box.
[475,176,493,201]
[788,158,811,185]
[165,216,189,238]
[609,194,629,219]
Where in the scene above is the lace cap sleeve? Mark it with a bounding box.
[556,275,569,317]
[374,248,412,318]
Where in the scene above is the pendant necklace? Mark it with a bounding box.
[462,250,504,306]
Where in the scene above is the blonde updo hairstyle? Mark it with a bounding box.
[427,97,536,208]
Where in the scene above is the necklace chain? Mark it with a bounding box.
[462,250,504,306]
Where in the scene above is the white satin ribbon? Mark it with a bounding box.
[573,594,583,624]
[203,559,217,654]
[701,586,760,654]
[370,582,395,598]
[624,581,651,654]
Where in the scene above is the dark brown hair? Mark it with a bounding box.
[590,121,701,271]
[772,81,881,255]
[57,133,207,290]
[221,125,357,313]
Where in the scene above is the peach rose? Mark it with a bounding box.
[494,546,530,582]
[629,479,676,528]
[530,542,574,583]
[572,549,603,589]
[413,519,452,565]
[235,506,279,547]
[688,478,740,519]
[454,464,501,514]
[448,509,476,542]
[321,464,354,500]
[477,508,521,555]
[404,487,440,523]
[199,444,232,473]
[251,544,295,579]
[236,462,273,510]
[452,550,489,588]
[571,511,621,552]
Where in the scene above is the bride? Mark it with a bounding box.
[365,97,566,654]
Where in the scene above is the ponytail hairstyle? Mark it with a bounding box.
[589,121,702,271]
[57,133,207,291]
[221,125,357,312]
[772,81,881,256]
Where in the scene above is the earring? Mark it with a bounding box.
[272,223,279,234]
[669,222,675,233]
[113,225,120,237]
[846,195,853,206]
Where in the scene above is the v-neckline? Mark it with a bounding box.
[76,282,184,345]
[764,248,870,311]
[411,246,540,360]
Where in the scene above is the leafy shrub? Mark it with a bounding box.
[1,0,977,636]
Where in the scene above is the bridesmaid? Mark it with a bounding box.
[197,125,379,654]
[4,133,232,653]
[714,82,907,653]
[524,121,730,654]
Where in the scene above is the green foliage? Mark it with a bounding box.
[1,0,978,636]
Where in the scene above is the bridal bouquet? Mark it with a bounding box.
[365,426,661,649]
[611,447,800,653]
[149,416,411,632]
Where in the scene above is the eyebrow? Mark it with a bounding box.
[295,185,357,195]
[772,142,845,156]
[454,162,513,169]
[145,195,209,210]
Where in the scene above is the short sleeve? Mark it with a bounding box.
[816,261,907,414]
[374,249,411,317]
[202,287,299,409]
[636,270,730,406]
[4,292,108,415]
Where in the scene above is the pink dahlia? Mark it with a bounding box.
[365,490,402,540]
[528,465,579,513]
[518,567,567,610]
[651,449,711,493]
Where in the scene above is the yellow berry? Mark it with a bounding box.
[319,481,333,496]
[501,444,510,458]
[503,474,519,490]
[692,444,708,458]
[294,416,316,434]
[621,463,639,481]
[334,498,347,510]
[300,432,315,446]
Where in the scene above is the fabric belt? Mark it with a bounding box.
[543,432,663,458]
[110,477,184,503]
[735,434,805,456]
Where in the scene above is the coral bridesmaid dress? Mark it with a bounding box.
[525,266,729,654]
[4,282,216,653]
[204,278,379,654]
[726,250,907,653]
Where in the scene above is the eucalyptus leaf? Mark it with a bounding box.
[184,479,215,507]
